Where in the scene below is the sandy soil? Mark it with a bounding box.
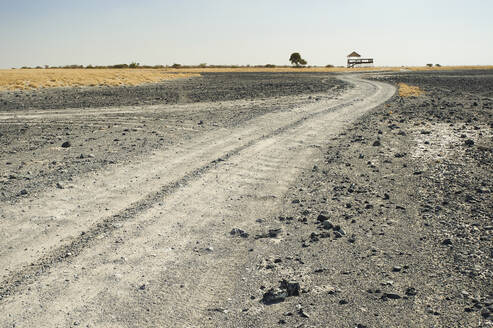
[0,71,492,327]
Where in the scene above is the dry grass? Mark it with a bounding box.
[0,69,199,91]
[398,83,425,97]
[159,65,493,73]
[1,66,492,91]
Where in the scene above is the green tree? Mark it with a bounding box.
[289,52,307,67]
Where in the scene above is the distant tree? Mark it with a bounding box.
[199,63,207,68]
[289,52,307,67]
[129,62,140,68]
[171,63,181,68]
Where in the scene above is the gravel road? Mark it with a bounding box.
[0,74,393,327]
[1,71,491,327]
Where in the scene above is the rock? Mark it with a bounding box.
[464,139,475,146]
[298,308,310,318]
[139,284,146,290]
[441,238,453,246]
[322,220,334,230]
[262,288,288,305]
[268,228,282,238]
[280,280,300,296]
[19,189,28,195]
[317,213,329,222]
[339,299,349,305]
[61,141,71,148]
[334,225,346,236]
[197,120,204,125]
[392,266,402,272]
[381,293,401,300]
[372,140,381,146]
[405,287,417,296]
[56,182,64,189]
[230,228,249,238]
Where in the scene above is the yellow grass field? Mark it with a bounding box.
[1,66,492,91]
[398,83,425,97]
[169,65,493,73]
[0,69,199,91]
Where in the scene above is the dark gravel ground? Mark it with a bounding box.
[0,73,346,203]
[0,72,342,111]
[232,70,492,327]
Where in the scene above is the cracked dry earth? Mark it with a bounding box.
[0,71,492,327]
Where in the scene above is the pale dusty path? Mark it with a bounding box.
[0,75,395,327]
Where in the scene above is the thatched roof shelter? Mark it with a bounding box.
[347,51,361,58]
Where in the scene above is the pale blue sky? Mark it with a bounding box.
[0,0,491,68]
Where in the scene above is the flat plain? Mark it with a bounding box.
[0,70,492,327]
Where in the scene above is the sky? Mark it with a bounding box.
[0,0,492,68]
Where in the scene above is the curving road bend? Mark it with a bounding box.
[0,75,395,327]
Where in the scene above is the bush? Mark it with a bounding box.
[325,64,334,68]
[171,63,181,68]
[426,64,433,67]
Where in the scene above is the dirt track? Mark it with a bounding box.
[1,71,492,327]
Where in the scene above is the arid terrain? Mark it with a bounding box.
[0,70,492,327]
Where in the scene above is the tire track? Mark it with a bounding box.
[0,76,395,327]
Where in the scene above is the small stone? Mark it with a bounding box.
[230,228,249,238]
[19,189,28,195]
[441,238,453,246]
[373,140,381,146]
[262,288,287,305]
[61,141,71,148]
[322,220,333,230]
[280,280,300,297]
[268,228,282,238]
[139,284,146,290]
[381,293,401,300]
[392,266,402,272]
[339,299,348,305]
[464,139,475,146]
[405,287,417,296]
[298,308,310,318]
[334,226,346,236]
